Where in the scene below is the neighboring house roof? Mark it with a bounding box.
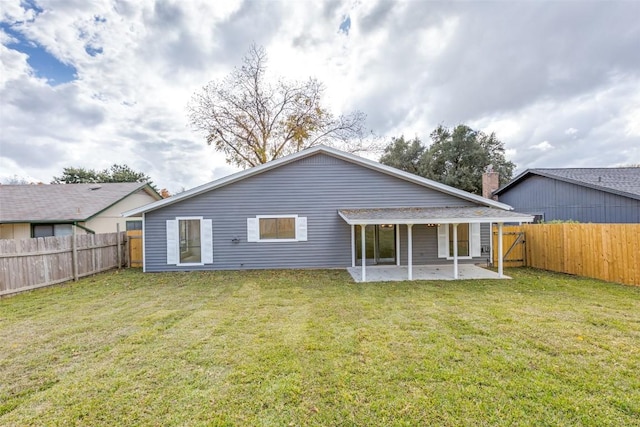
[494,168,640,201]
[0,182,161,223]
[124,145,513,217]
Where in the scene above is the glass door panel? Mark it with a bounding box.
[377,225,395,263]
[355,225,396,265]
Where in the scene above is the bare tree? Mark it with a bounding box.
[188,45,367,168]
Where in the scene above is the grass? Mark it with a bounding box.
[1,268,639,426]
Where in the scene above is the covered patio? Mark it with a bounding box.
[339,207,534,282]
[348,264,509,282]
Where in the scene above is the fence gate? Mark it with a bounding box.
[127,230,143,268]
[492,226,526,267]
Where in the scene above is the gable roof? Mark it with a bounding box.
[494,168,640,201]
[0,182,161,223]
[123,145,513,217]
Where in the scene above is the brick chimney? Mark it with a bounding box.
[482,166,499,200]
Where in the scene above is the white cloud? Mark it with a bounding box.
[530,141,554,151]
[1,0,639,191]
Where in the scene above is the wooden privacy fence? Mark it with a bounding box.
[127,229,143,268]
[0,231,126,296]
[494,224,640,286]
[492,226,526,267]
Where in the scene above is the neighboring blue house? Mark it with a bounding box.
[494,168,640,223]
[124,146,532,280]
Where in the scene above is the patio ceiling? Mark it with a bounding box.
[338,207,534,225]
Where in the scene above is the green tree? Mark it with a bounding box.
[379,136,425,175]
[379,124,515,195]
[51,167,100,184]
[188,44,367,169]
[52,164,154,188]
[97,164,150,184]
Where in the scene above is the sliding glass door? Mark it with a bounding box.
[355,225,396,265]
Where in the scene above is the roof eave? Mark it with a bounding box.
[338,217,535,226]
[88,183,161,221]
[495,169,640,200]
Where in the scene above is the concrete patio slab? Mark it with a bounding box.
[347,264,510,282]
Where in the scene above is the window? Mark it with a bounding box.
[126,220,142,231]
[259,217,295,240]
[32,223,73,238]
[247,215,307,242]
[438,223,481,259]
[179,219,201,264]
[166,217,213,265]
[449,224,470,257]
[532,214,544,224]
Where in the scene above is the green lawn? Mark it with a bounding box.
[1,268,639,426]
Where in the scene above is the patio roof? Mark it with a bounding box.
[338,207,535,225]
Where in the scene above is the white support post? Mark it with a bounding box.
[372,225,377,263]
[361,224,366,282]
[407,224,413,280]
[351,225,355,268]
[395,224,400,266]
[453,223,459,279]
[498,222,504,278]
[488,222,493,267]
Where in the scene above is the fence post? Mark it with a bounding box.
[116,223,122,269]
[125,232,130,268]
[72,225,78,281]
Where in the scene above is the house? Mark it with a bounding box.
[0,182,162,239]
[493,168,640,223]
[123,146,533,281]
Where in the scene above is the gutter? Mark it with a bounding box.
[73,222,96,234]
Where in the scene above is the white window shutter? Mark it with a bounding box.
[247,218,259,242]
[166,220,178,264]
[297,217,307,241]
[202,219,213,264]
[437,224,448,258]
[471,223,481,257]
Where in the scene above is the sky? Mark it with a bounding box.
[1,0,639,193]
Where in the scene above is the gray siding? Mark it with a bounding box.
[498,175,640,223]
[145,153,490,272]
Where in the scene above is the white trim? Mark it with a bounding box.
[256,215,298,242]
[175,216,205,267]
[123,145,514,217]
[251,215,304,243]
[360,224,366,282]
[436,223,485,261]
[488,221,493,266]
[338,212,534,226]
[395,224,400,266]
[142,212,146,272]
[452,223,459,279]
[470,223,481,257]
[247,218,259,242]
[498,222,504,278]
[407,224,413,280]
[297,216,308,241]
[166,219,178,265]
[351,225,355,268]
[201,219,213,264]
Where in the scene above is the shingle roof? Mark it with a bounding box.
[0,182,155,222]
[338,207,534,224]
[123,145,514,217]
[495,168,640,200]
